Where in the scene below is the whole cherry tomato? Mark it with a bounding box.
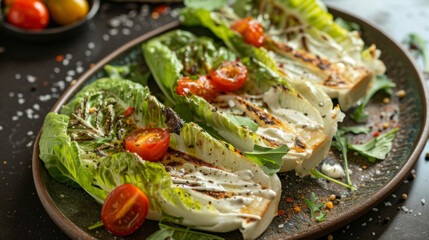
[125,128,170,162]
[45,0,89,25]
[176,75,217,101]
[101,184,149,236]
[231,17,265,47]
[209,61,248,92]
[6,0,49,30]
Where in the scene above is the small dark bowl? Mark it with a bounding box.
[0,0,100,42]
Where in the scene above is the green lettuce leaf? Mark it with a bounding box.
[184,0,228,10]
[349,128,399,162]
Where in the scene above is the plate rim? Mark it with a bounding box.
[32,6,429,240]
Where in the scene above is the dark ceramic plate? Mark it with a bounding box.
[0,0,100,42]
[32,7,429,240]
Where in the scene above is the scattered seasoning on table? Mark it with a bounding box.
[425,152,429,160]
[402,193,408,200]
[422,199,426,205]
[397,89,406,98]
[286,197,293,203]
[326,201,334,209]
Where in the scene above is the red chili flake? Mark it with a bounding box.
[286,197,293,203]
[123,107,134,117]
[277,209,285,216]
[278,63,284,68]
[154,5,169,14]
[43,81,48,86]
[56,55,64,62]
[373,131,380,137]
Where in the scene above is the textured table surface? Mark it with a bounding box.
[0,1,428,239]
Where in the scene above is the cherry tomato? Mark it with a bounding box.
[45,0,89,25]
[6,0,49,30]
[209,61,248,92]
[230,17,265,47]
[125,128,170,161]
[176,75,217,101]
[101,184,149,236]
[123,107,134,117]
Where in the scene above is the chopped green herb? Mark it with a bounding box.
[304,192,327,222]
[351,75,396,122]
[349,128,399,163]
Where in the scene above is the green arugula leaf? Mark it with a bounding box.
[331,129,353,189]
[245,145,289,176]
[147,223,224,240]
[404,33,429,71]
[310,169,357,191]
[334,17,361,32]
[351,75,396,122]
[349,128,399,163]
[88,220,104,230]
[227,114,259,132]
[304,192,327,222]
[338,126,370,135]
[184,0,228,11]
[95,135,114,145]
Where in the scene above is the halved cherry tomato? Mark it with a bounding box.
[231,17,265,47]
[209,61,248,92]
[125,128,170,161]
[101,184,149,236]
[176,75,217,101]
[6,0,49,30]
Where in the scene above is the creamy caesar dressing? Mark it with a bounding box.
[321,162,351,179]
[256,127,295,145]
[168,163,276,218]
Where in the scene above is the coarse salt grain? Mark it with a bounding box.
[27,131,33,136]
[65,76,73,82]
[0,125,3,131]
[12,116,18,121]
[401,206,409,213]
[76,66,84,73]
[15,73,21,79]
[26,75,37,83]
[103,34,110,41]
[109,28,119,36]
[88,42,95,49]
[54,67,60,73]
[85,50,92,57]
[122,28,131,35]
[18,99,25,104]
[17,93,23,98]
[26,141,33,148]
[67,70,75,76]
[278,224,284,228]
[384,201,392,207]
[422,199,426,205]
[63,59,70,66]
[16,111,23,116]
[9,92,14,97]
[65,53,72,59]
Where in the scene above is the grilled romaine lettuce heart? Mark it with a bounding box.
[181,0,386,110]
[39,78,281,239]
[143,30,343,176]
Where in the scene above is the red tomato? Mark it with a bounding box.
[176,75,217,101]
[231,17,265,47]
[209,61,248,92]
[123,107,134,117]
[125,128,170,161]
[6,0,49,30]
[101,184,149,236]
